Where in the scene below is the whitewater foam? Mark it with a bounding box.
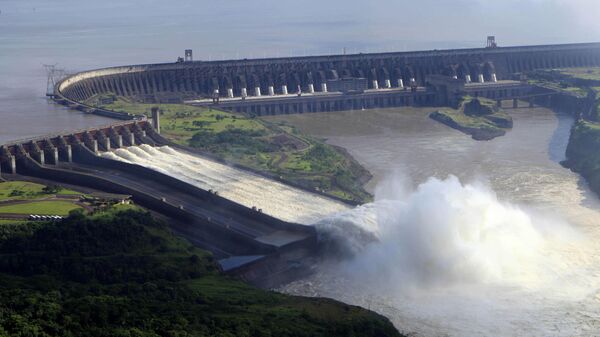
[101,145,350,224]
[319,176,582,288]
[283,175,599,336]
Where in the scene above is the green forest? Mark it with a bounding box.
[0,208,401,337]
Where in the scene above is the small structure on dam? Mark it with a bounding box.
[151,106,160,133]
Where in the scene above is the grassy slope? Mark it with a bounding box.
[100,98,371,203]
[0,181,84,217]
[0,201,81,215]
[528,78,588,97]
[0,208,401,337]
[558,67,600,81]
[0,220,27,226]
[0,181,79,201]
[526,68,600,97]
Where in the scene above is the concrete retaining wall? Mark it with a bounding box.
[73,145,313,236]
[18,146,277,256]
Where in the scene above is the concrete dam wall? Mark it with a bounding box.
[55,42,600,104]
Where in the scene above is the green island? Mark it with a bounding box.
[96,96,372,203]
[429,96,513,140]
[0,207,401,337]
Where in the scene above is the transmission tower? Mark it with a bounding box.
[43,64,66,97]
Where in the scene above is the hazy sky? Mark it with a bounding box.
[1,0,600,67]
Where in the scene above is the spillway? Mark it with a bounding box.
[101,144,350,224]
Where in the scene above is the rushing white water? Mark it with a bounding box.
[318,176,582,287]
[284,175,600,336]
[272,107,600,337]
[101,144,350,224]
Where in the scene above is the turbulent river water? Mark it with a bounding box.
[265,107,600,337]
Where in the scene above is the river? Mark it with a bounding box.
[266,106,600,337]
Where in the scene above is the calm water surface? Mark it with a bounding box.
[2,0,587,144]
[0,0,479,144]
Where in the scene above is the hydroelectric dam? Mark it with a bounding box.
[0,120,350,285]
[3,41,600,285]
[52,41,600,116]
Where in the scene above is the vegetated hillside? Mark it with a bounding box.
[565,120,600,197]
[527,67,600,96]
[97,97,372,203]
[527,68,600,121]
[0,209,401,337]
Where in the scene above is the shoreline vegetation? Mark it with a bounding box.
[95,97,372,204]
[429,96,513,141]
[565,120,600,198]
[0,207,402,337]
[528,68,600,198]
[0,181,84,219]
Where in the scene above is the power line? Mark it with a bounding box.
[43,64,66,97]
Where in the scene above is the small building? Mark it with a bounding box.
[426,75,466,108]
[99,95,116,105]
[327,78,368,93]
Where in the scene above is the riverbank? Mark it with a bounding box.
[98,97,372,203]
[429,97,513,141]
[528,67,600,198]
[0,207,401,337]
[564,120,600,198]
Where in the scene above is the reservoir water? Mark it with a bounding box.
[0,0,540,144]
[267,107,600,336]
